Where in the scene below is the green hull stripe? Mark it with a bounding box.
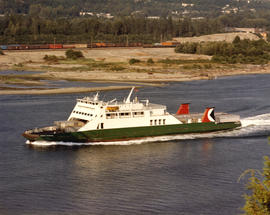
[37,122,241,142]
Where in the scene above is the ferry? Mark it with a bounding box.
[23,87,241,143]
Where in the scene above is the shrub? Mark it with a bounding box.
[175,42,198,54]
[175,43,185,53]
[147,58,154,64]
[110,65,125,71]
[176,37,270,65]
[204,64,212,69]
[241,156,270,215]
[43,55,59,63]
[232,35,241,44]
[65,49,84,60]
[129,58,141,65]
[182,64,202,70]
[14,63,23,67]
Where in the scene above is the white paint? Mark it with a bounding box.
[67,88,182,132]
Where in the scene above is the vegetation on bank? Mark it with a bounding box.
[129,58,141,65]
[43,49,84,63]
[2,0,270,45]
[0,14,225,44]
[175,37,270,64]
[41,53,232,75]
[65,49,84,60]
[241,141,270,215]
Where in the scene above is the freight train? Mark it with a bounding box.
[0,42,179,51]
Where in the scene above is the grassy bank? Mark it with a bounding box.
[0,48,270,95]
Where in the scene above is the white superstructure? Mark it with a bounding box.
[66,87,181,132]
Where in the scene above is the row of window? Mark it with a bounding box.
[150,119,166,126]
[79,100,99,105]
[73,110,145,119]
[106,111,144,119]
[73,110,93,117]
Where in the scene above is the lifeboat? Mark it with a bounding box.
[106,106,119,112]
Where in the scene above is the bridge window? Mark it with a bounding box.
[119,112,131,118]
[133,111,144,117]
[106,113,118,119]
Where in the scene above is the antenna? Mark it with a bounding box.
[109,98,116,103]
[126,86,135,103]
[94,92,99,101]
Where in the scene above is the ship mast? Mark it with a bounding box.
[126,87,135,103]
[94,92,99,101]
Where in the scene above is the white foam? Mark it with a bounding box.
[26,113,270,147]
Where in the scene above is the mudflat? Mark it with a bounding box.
[0,47,269,95]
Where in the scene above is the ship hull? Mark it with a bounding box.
[24,121,241,143]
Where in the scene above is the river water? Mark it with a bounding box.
[1,74,270,215]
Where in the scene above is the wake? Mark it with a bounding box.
[26,113,270,147]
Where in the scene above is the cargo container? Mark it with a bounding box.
[39,44,50,49]
[115,43,125,47]
[49,44,63,49]
[143,44,155,48]
[0,45,7,50]
[7,45,21,50]
[87,42,143,49]
[63,44,76,49]
[95,43,106,47]
[87,43,96,48]
[18,45,30,50]
[129,43,143,47]
[105,43,116,47]
[28,45,42,49]
[161,41,179,47]
[73,44,87,48]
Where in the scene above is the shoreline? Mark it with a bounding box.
[0,86,137,95]
[2,71,270,95]
[1,48,270,95]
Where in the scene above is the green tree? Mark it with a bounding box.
[65,49,84,59]
[241,141,270,215]
[233,36,241,44]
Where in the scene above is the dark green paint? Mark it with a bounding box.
[36,122,241,142]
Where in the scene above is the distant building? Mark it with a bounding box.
[172,11,180,15]
[225,27,256,33]
[182,3,194,7]
[191,17,205,20]
[79,11,114,19]
[80,12,94,16]
[234,28,256,33]
[225,27,268,40]
[147,16,160,19]
[96,13,114,19]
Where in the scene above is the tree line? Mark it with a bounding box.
[175,36,270,64]
[0,14,224,44]
[2,11,270,45]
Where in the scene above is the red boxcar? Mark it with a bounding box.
[39,44,50,49]
[63,44,76,49]
[49,44,63,49]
